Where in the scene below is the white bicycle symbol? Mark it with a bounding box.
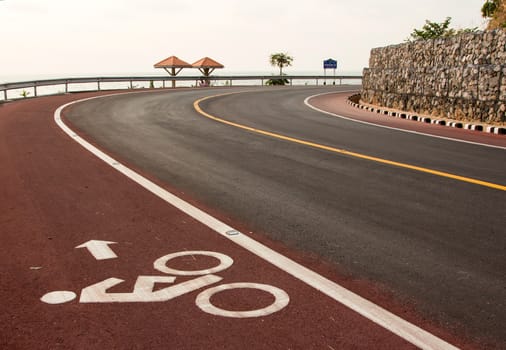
[41,251,290,318]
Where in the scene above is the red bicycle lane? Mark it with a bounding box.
[0,92,469,349]
[308,91,506,148]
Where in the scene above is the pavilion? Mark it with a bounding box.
[153,56,192,88]
[192,57,225,86]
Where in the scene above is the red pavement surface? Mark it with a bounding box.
[0,91,479,349]
[309,92,506,148]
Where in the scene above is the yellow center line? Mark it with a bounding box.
[194,93,506,192]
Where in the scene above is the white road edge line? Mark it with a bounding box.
[305,91,506,150]
[54,93,459,350]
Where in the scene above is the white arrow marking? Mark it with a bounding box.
[75,240,118,260]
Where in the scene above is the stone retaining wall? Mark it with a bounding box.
[361,29,506,124]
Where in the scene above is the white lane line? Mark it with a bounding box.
[305,91,506,150]
[54,94,459,350]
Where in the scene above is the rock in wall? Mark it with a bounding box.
[361,29,506,124]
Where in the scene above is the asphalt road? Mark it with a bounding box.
[65,86,506,346]
[1,91,426,350]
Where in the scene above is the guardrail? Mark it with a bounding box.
[0,75,362,101]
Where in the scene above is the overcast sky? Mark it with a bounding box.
[0,0,486,78]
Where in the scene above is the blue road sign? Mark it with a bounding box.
[323,59,337,69]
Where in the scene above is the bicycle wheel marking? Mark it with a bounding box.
[154,251,234,276]
[196,283,290,318]
[41,248,290,318]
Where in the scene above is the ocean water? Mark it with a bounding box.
[0,70,362,100]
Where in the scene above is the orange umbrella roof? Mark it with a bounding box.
[192,57,224,68]
[154,56,192,68]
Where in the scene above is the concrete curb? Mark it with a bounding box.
[347,94,506,135]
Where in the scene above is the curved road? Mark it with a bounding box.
[64,86,506,347]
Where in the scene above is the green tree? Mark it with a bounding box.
[408,17,478,41]
[482,0,506,28]
[482,0,499,17]
[269,53,294,76]
[409,17,454,41]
